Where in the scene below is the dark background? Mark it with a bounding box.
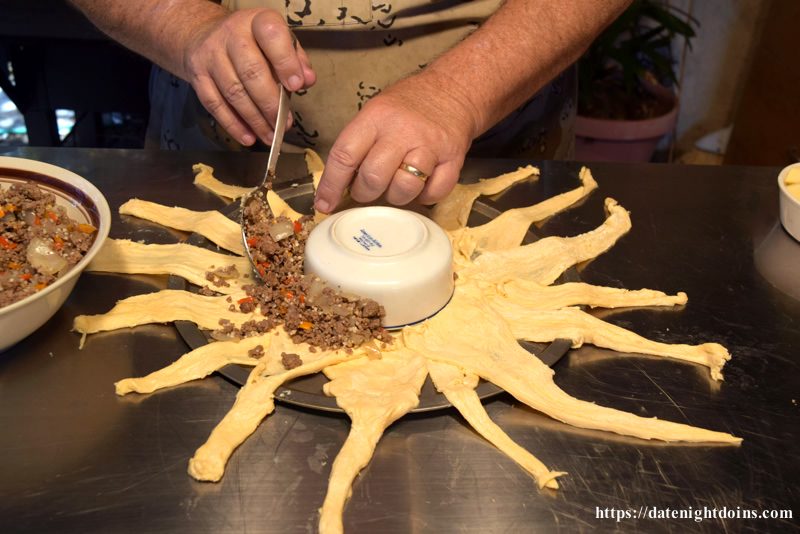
[0,0,151,148]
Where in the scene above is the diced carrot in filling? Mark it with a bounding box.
[0,183,96,309]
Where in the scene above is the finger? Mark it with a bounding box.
[251,11,305,92]
[208,55,272,143]
[384,147,437,206]
[295,43,317,88]
[416,158,465,205]
[226,33,281,136]
[350,139,405,203]
[193,74,257,146]
[315,122,377,213]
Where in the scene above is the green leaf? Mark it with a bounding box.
[580,0,697,97]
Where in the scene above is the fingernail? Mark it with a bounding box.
[288,75,302,91]
[315,198,330,213]
[241,133,256,146]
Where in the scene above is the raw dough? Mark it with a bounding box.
[192,163,254,201]
[451,166,597,259]
[87,239,251,294]
[404,289,739,443]
[463,198,631,286]
[427,359,566,489]
[319,347,427,534]
[189,341,366,482]
[74,289,254,334]
[266,189,303,222]
[115,334,267,395]
[431,165,538,231]
[120,198,244,255]
[77,160,742,534]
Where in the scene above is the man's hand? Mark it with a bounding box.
[69,1,315,147]
[314,0,631,212]
[183,9,315,146]
[314,73,477,213]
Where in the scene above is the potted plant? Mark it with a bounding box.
[575,0,697,162]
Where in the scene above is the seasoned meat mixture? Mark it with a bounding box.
[280,352,302,370]
[0,183,96,308]
[214,186,391,351]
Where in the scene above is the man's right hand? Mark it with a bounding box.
[182,8,315,146]
[69,1,316,147]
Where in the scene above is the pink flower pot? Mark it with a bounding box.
[575,91,679,163]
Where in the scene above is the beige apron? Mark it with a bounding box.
[146,0,575,159]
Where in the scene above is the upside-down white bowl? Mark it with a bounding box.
[0,157,111,351]
[304,206,454,329]
[778,163,800,242]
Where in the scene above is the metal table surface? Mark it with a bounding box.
[0,147,798,533]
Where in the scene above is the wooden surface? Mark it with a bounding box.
[725,0,800,166]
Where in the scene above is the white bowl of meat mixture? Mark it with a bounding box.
[0,157,111,351]
[779,163,800,242]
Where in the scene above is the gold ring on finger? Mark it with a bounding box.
[399,162,429,183]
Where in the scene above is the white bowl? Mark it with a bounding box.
[0,157,111,351]
[304,206,454,328]
[778,163,800,242]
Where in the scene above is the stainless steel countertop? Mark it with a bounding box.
[1,147,798,533]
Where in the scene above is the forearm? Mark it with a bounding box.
[422,0,632,138]
[69,0,228,79]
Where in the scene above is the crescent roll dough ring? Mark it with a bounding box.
[189,345,367,483]
[427,359,566,490]
[192,163,254,201]
[431,165,539,231]
[266,189,303,222]
[87,239,251,294]
[403,291,740,444]
[497,279,687,310]
[319,349,428,534]
[492,304,729,380]
[451,167,598,258]
[464,198,632,286]
[120,198,244,255]
[115,334,268,395]
[74,289,254,335]
[79,156,741,534]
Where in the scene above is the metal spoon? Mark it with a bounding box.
[240,84,290,281]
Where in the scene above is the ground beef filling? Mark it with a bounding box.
[212,187,391,351]
[0,183,96,309]
[281,352,302,370]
